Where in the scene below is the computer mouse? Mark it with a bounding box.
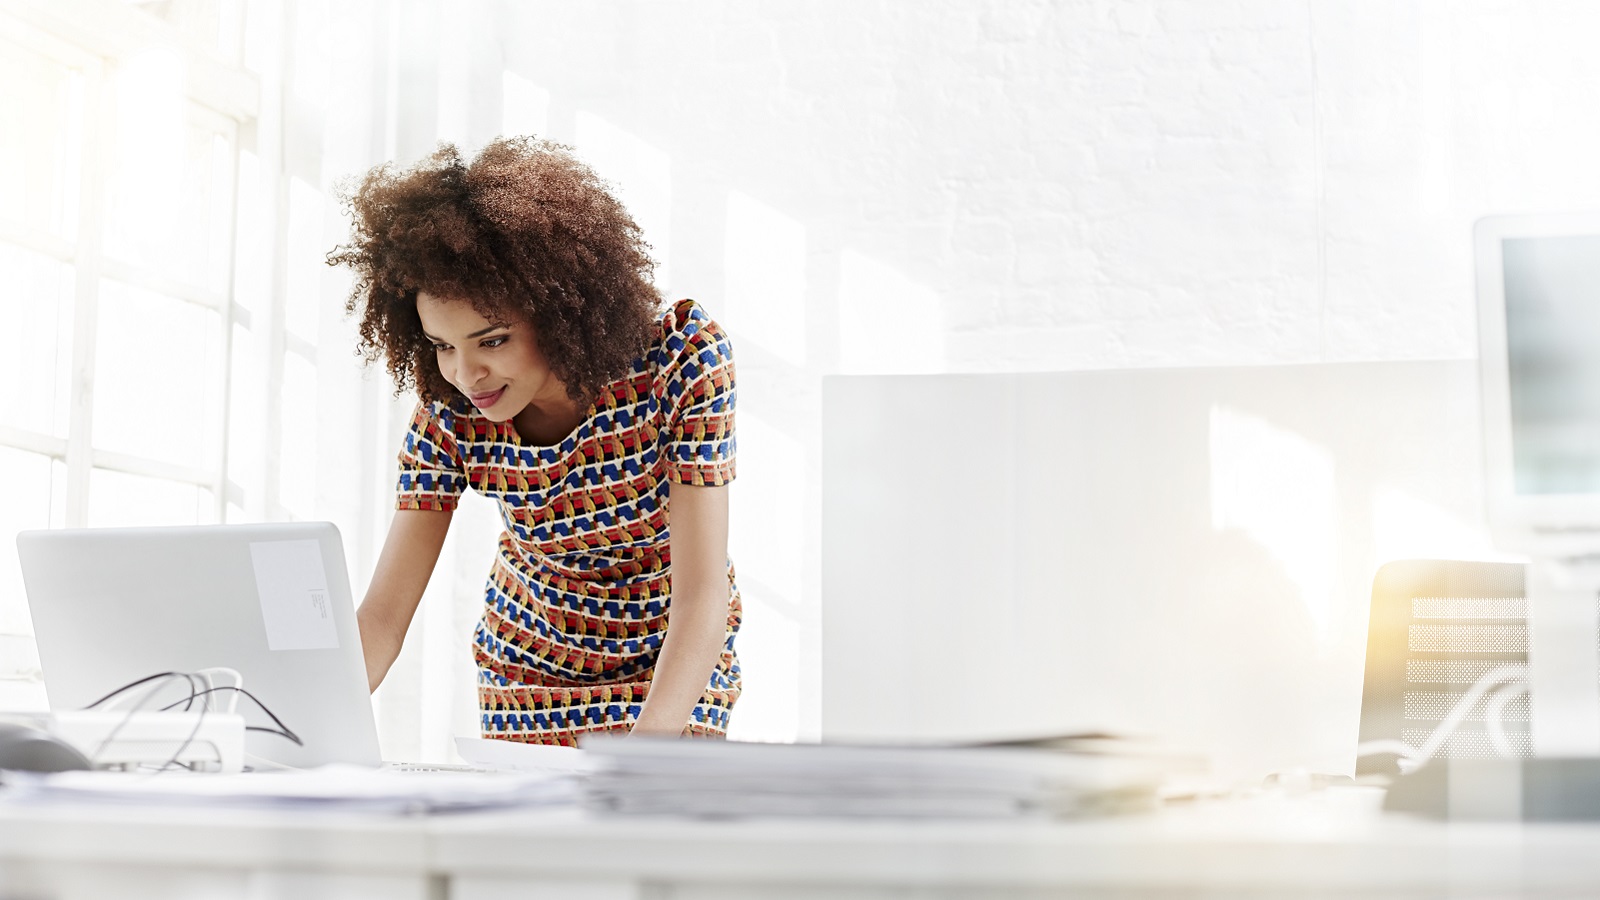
[0,721,91,772]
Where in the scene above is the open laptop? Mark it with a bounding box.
[17,522,382,769]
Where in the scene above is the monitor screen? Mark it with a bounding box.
[1503,235,1600,495]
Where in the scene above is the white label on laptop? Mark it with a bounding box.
[250,539,339,651]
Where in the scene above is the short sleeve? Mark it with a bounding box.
[659,301,737,486]
[395,400,467,511]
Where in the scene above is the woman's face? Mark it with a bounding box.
[415,290,568,420]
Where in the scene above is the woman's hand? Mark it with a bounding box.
[356,508,453,692]
[630,482,731,736]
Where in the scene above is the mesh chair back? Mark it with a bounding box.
[1358,560,1528,776]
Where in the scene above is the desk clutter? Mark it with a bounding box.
[0,733,1184,821]
[579,734,1176,820]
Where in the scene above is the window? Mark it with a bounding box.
[0,2,259,697]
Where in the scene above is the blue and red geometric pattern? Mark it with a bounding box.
[396,299,741,745]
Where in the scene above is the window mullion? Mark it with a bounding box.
[0,425,68,460]
[61,58,111,529]
[95,257,226,312]
[214,123,242,523]
[259,0,291,521]
[89,448,214,488]
[0,223,74,265]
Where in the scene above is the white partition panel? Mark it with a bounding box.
[822,361,1504,782]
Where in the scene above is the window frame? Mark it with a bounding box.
[0,1,259,633]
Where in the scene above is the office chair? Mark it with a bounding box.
[1357,560,1529,777]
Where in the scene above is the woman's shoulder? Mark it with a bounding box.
[653,297,718,338]
[411,393,482,438]
[648,298,732,371]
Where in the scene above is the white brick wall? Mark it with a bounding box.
[479,0,1600,743]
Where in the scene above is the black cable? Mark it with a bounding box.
[86,672,193,765]
[82,672,306,774]
[83,671,197,711]
[152,696,208,773]
[156,685,303,747]
[246,725,301,743]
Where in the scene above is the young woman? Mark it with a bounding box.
[329,137,740,744]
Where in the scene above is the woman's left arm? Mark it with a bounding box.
[631,481,732,736]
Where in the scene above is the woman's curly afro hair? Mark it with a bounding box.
[329,136,662,405]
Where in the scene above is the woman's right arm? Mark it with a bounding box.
[356,507,453,692]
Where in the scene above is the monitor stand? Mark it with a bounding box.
[1527,556,1600,756]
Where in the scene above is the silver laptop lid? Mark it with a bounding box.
[16,521,380,768]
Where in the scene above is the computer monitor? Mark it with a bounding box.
[1474,212,1600,556]
[16,522,383,768]
[1475,212,1600,757]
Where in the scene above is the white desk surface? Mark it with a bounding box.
[0,800,437,900]
[0,801,430,869]
[430,798,1600,898]
[5,789,1600,899]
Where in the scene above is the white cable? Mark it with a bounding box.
[194,667,244,713]
[148,692,209,777]
[1355,664,1529,772]
[1485,679,1529,758]
[89,672,191,767]
[158,669,246,773]
[82,670,296,772]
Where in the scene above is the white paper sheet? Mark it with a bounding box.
[250,539,339,651]
[5,765,576,814]
[454,737,588,774]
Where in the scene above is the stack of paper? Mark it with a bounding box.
[580,736,1168,820]
[2,764,576,815]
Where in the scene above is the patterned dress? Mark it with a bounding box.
[394,299,741,745]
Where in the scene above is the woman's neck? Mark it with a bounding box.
[511,394,587,446]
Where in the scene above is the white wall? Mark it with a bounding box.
[9,0,1597,757]
[481,0,1600,743]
